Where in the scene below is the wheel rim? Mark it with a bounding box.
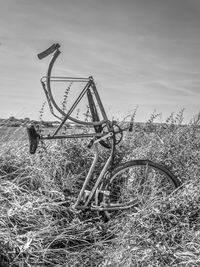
[105,163,177,210]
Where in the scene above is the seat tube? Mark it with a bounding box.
[90,78,109,122]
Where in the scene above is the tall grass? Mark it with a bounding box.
[0,111,200,266]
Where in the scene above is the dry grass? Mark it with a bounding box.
[0,113,200,266]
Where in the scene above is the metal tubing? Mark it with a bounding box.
[84,138,115,206]
[43,79,108,126]
[41,76,90,83]
[40,132,106,140]
[43,50,110,127]
[41,81,62,121]
[91,81,109,122]
[52,81,92,136]
[45,53,107,125]
[73,143,99,208]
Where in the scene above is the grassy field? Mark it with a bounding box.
[0,113,200,266]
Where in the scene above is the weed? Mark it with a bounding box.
[0,111,200,266]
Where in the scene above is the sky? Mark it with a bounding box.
[0,0,200,123]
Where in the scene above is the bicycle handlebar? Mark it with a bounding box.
[37,43,60,60]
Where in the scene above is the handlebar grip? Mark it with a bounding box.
[27,125,40,154]
[37,43,60,60]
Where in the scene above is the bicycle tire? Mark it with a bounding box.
[101,159,180,220]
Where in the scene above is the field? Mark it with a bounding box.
[0,113,200,267]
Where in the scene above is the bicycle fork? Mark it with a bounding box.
[73,132,114,210]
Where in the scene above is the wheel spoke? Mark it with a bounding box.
[103,160,180,214]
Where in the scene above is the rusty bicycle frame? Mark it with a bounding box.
[27,43,132,212]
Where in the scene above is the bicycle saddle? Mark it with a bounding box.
[27,125,40,154]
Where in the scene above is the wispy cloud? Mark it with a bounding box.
[0,0,200,121]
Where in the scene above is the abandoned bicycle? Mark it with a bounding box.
[27,43,180,220]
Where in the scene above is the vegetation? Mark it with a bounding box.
[0,111,200,266]
[0,117,59,128]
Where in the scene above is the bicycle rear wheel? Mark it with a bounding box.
[101,160,180,219]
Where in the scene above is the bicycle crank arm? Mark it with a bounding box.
[71,204,91,211]
[94,132,113,144]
